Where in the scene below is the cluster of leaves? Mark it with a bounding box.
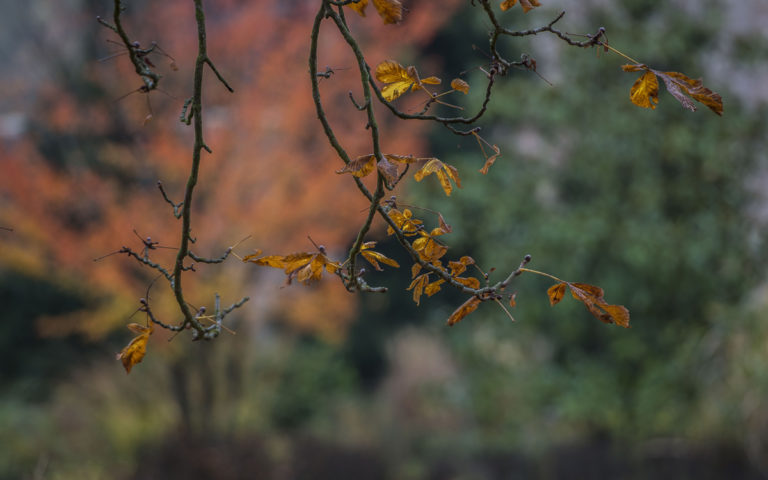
[108,0,728,372]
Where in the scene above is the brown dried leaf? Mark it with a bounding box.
[424,279,445,297]
[377,156,399,184]
[336,154,376,177]
[360,242,400,271]
[411,263,422,278]
[547,282,567,306]
[451,78,470,94]
[479,144,501,175]
[454,276,481,289]
[447,296,482,326]
[567,283,630,328]
[656,70,723,116]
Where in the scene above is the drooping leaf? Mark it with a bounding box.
[478,144,501,175]
[336,154,376,177]
[407,273,430,305]
[622,64,723,115]
[424,278,445,297]
[509,292,517,308]
[377,156,399,184]
[656,70,723,116]
[411,263,422,278]
[360,241,400,271]
[624,67,659,110]
[347,0,368,16]
[500,0,541,13]
[567,282,630,328]
[372,0,403,24]
[413,158,461,196]
[438,213,452,234]
[547,282,567,306]
[447,296,482,326]
[247,250,340,285]
[375,61,440,101]
[117,323,153,374]
[454,276,481,289]
[451,78,470,94]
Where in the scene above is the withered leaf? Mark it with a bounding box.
[347,0,402,24]
[414,158,461,196]
[451,78,470,94]
[117,322,153,374]
[424,278,445,297]
[622,64,723,115]
[447,296,482,326]
[411,263,422,278]
[479,144,501,175]
[454,276,481,289]
[377,156,399,184]
[387,208,423,236]
[336,154,376,177]
[547,282,567,306]
[500,0,541,13]
[567,282,630,328]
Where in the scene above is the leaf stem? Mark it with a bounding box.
[519,267,563,283]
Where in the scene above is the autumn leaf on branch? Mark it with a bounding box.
[243,249,341,285]
[447,296,482,326]
[360,241,400,271]
[547,281,630,327]
[336,154,377,177]
[500,0,542,13]
[375,61,441,101]
[412,227,449,263]
[622,64,723,115]
[450,78,470,94]
[413,158,461,196]
[386,208,424,236]
[347,0,403,24]
[117,322,153,374]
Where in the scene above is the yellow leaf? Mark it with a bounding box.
[413,158,461,196]
[500,0,541,13]
[411,263,422,278]
[623,64,722,115]
[547,282,567,306]
[424,278,445,297]
[243,253,286,268]
[421,76,442,85]
[336,155,376,177]
[447,296,481,326]
[385,154,434,164]
[407,273,430,305]
[387,208,423,235]
[360,242,400,271]
[372,0,402,24]
[626,68,659,109]
[375,61,440,101]
[451,78,470,94]
[347,0,368,16]
[117,323,153,374]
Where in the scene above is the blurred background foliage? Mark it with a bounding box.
[1,0,768,478]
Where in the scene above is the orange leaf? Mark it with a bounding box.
[424,278,445,297]
[567,283,630,328]
[547,282,567,306]
[447,296,481,326]
[500,0,541,13]
[454,276,481,289]
[451,78,470,94]
[411,263,422,278]
[509,292,517,308]
[117,323,153,374]
[336,155,376,177]
[479,144,501,175]
[387,208,423,235]
[407,273,430,305]
[413,158,461,196]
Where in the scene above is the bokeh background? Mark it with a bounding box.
[2,0,768,478]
